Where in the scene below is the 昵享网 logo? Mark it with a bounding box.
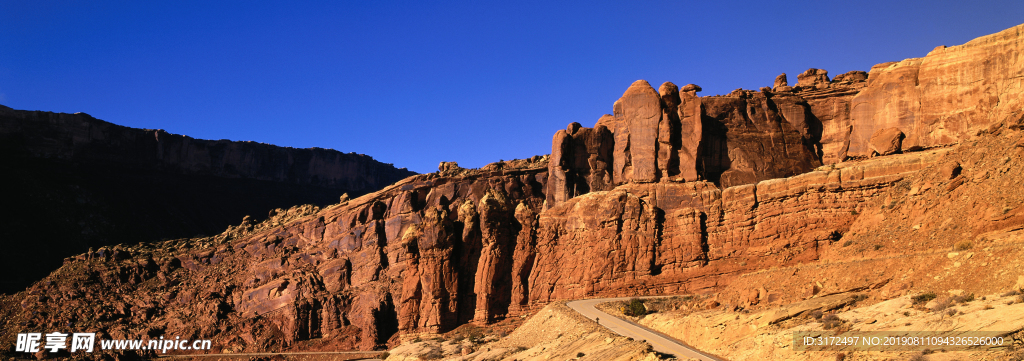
[15,332,212,353]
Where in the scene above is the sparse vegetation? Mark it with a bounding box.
[912,292,938,305]
[821,314,848,331]
[638,295,700,314]
[952,293,974,304]
[954,241,973,251]
[622,298,648,317]
[842,240,853,247]
[449,324,487,343]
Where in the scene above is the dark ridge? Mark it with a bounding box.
[0,105,416,294]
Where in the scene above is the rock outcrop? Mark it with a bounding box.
[0,146,948,355]
[846,24,1024,157]
[869,127,905,155]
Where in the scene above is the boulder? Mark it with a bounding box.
[774,73,789,88]
[796,68,831,89]
[869,127,905,155]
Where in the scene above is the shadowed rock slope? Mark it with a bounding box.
[0,106,415,293]
[1,23,1021,360]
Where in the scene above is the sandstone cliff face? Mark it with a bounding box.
[0,147,946,355]
[0,106,415,294]
[554,24,1022,198]
[847,24,1024,157]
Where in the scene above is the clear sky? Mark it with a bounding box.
[2,1,1022,173]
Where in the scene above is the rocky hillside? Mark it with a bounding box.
[625,109,1024,360]
[1,23,1020,360]
[0,107,415,294]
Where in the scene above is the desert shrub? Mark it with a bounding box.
[852,294,869,303]
[946,309,958,316]
[954,241,972,251]
[809,310,824,320]
[450,325,486,344]
[821,314,847,330]
[842,240,853,247]
[622,298,648,317]
[912,292,937,305]
[1002,290,1020,297]
[952,293,975,303]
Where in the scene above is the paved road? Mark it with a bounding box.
[566,297,722,361]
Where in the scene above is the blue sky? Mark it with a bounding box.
[2,1,1022,173]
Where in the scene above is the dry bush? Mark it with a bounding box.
[821,314,848,330]
[622,298,648,317]
[642,295,698,313]
[954,241,973,251]
[912,292,937,305]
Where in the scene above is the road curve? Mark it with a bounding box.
[566,298,722,361]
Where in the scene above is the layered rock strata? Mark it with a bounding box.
[0,147,947,355]
[552,24,1022,206]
